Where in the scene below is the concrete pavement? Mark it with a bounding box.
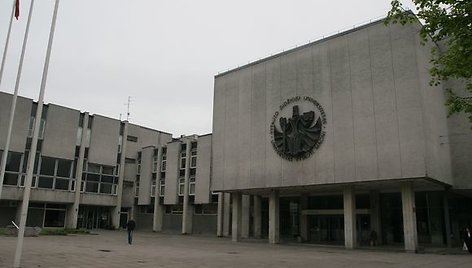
[0,231,470,268]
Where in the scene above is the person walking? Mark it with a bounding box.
[127,218,136,245]
[464,227,472,254]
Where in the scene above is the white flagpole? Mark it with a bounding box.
[0,0,16,86]
[0,0,35,201]
[13,0,61,267]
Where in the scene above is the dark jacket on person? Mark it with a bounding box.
[127,220,136,231]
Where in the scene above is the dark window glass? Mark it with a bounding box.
[87,173,100,182]
[99,183,112,194]
[56,160,71,177]
[44,210,65,228]
[40,157,55,176]
[101,175,114,183]
[126,135,138,142]
[88,163,101,173]
[86,181,99,193]
[102,166,114,175]
[38,177,54,189]
[190,169,196,176]
[4,173,18,186]
[6,152,22,172]
[55,178,69,190]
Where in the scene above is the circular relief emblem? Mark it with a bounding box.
[270,96,327,161]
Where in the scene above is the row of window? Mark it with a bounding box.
[138,204,217,215]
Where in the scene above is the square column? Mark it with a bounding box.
[299,195,308,242]
[223,193,231,236]
[182,140,192,234]
[343,186,356,249]
[370,191,382,245]
[269,190,280,244]
[153,147,164,232]
[401,182,418,252]
[232,192,242,242]
[217,192,224,237]
[253,195,262,239]
[241,194,250,238]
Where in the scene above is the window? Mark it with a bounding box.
[82,163,119,195]
[135,180,140,197]
[1,151,22,186]
[190,150,197,168]
[118,135,123,153]
[178,177,185,196]
[180,151,186,170]
[194,204,217,215]
[161,153,167,171]
[151,180,156,197]
[159,179,165,196]
[76,127,83,146]
[152,155,158,173]
[36,156,73,191]
[127,135,138,142]
[28,117,46,139]
[189,176,196,195]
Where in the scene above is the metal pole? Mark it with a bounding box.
[14,0,61,267]
[0,0,15,86]
[0,0,35,200]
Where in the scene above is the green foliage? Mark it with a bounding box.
[39,228,90,236]
[0,228,6,235]
[386,0,472,125]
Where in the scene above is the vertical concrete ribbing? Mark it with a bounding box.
[153,147,163,232]
[182,140,192,234]
[67,113,89,228]
[112,121,128,228]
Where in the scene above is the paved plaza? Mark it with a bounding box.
[0,231,471,268]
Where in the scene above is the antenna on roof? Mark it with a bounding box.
[125,96,132,122]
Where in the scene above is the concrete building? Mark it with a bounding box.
[133,134,218,234]
[211,18,472,251]
[0,91,217,235]
[0,91,173,230]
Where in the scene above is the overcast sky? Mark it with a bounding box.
[0,0,415,136]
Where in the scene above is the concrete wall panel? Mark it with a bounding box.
[195,135,212,204]
[0,92,32,152]
[164,142,179,204]
[88,115,120,166]
[211,78,226,191]
[42,104,79,160]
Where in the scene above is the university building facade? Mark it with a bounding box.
[211,19,472,251]
[1,17,471,252]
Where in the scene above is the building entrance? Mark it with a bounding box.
[307,215,344,245]
[77,206,111,229]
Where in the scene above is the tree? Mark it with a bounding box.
[386,0,472,125]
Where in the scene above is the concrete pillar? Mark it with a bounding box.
[241,194,250,238]
[223,192,231,236]
[217,192,224,237]
[253,195,262,239]
[370,191,382,245]
[112,121,128,229]
[443,193,452,248]
[153,147,164,232]
[182,140,192,234]
[232,192,242,242]
[268,190,280,244]
[401,182,418,252]
[299,195,308,242]
[68,113,89,229]
[343,186,356,249]
[15,201,22,223]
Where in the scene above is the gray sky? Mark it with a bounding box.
[0,0,415,136]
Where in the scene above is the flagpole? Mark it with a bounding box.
[0,0,16,86]
[0,0,35,201]
[13,0,61,267]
